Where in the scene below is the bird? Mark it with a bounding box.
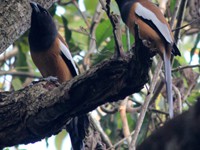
[115,0,181,118]
[29,2,87,149]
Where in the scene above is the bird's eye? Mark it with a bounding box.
[43,10,48,14]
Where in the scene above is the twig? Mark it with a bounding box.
[129,59,163,149]
[169,0,181,28]
[174,0,188,42]
[159,0,168,13]
[126,106,141,113]
[172,18,199,32]
[0,47,18,64]
[183,74,200,102]
[126,26,131,50]
[149,108,169,115]
[172,64,200,72]
[107,60,163,150]
[166,0,171,19]
[119,97,131,145]
[89,113,113,149]
[0,70,41,78]
[72,0,90,29]
[84,2,104,70]
[69,28,89,36]
[58,0,72,5]
[99,0,124,57]
[172,85,182,114]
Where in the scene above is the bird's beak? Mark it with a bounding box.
[30,2,40,13]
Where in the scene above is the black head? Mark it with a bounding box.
[29,2,57,51]
[115,0,135,23]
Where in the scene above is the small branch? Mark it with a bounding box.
[0,47,18,64]
[99,0,124,57]
[183,75,199,102]
[57,0,72,5]
[149,108,169,116]
[172,18,199,32]
[172,85,182,114]
[72,0,90,29]
[130,59,163,150]
[0,46,152,148]
[169,0,181,28]
[126,26,131,50]
[174,0,188,42]
[84,2,104,70]
[0,70,41,79]
[89,113,113,148]
[119,97,131,145]
[172,64,200,72]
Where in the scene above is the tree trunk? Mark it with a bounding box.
[0,0,56,54]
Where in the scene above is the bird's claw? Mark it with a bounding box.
[43,76,58,82]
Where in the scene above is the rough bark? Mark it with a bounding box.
[0,45,152,148]
[0,0,56,54]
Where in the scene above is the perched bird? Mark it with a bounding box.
[115,0,181,118]
[29,2,87,149]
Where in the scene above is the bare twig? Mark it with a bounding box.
[172,85,182,114]
[172,18,199,32]
[183,75,200,102]
[174,0,188,42]
[149,108,169,116]
[0,47,18,64]
[119,97,131,145]
[172,64,200,72]
[169,0,181,28]
[84,2,104,70]
[129,59,163,149]
[107,59,162,149]
[90,113,113,149]
[0,70,41,78]
[126,26,131,50]
[57,0,72,5]
[72,0,90,29]
[99,0,124,57]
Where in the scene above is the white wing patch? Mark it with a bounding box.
[58,39,79,75]
[135,3,173,44]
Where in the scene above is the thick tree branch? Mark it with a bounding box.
[0,46,152,148]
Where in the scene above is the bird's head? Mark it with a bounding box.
[29,2,57,51]
[29,2,57,36]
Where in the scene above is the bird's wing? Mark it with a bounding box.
[135,2,173,44]
[57,35,79,76]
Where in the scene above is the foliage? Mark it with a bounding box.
[0,0,199,149]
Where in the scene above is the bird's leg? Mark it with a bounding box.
[43,76,58,82]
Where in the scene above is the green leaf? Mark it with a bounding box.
[84,0,98,15]
[136,114,150,146]
[96,19,112,48]
[61,15,72,42]
[190,33,200,63]
[170,0,176,13]
[55,130,67,150]
[12,78,23,90]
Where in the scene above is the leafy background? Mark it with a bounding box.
[1,0,199,149]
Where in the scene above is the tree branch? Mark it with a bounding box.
[0,46,152,148]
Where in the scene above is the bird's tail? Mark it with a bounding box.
[163,51,173,119]
[66,114,89,150]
